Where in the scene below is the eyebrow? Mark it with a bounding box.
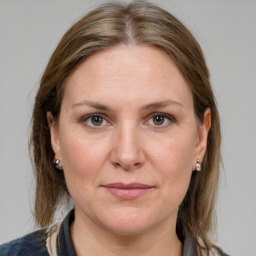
[71,99,184,111]
[72,100,109,110]
[141,100,184,110]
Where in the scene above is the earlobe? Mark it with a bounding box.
[195,108,211,162]
[46,112,60,156]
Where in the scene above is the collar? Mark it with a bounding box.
[57,210,76,256]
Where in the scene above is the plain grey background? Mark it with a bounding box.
[0,0,256,255]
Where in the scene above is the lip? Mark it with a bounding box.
[102,183,154,200]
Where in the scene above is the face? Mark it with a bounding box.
[48,45,210,236]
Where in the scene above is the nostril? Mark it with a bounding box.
[113,161,141,170]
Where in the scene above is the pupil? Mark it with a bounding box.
[92,116,103,126]
[154,115,164,125]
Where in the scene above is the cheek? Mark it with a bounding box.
[61,139,106,174]
[151,129,196,173]
[58,126,110,192]
[151,132,196,204]
[58,133,111,213]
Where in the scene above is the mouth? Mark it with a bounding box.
[101,183,154,200]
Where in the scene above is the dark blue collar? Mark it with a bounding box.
[58,210,76,256]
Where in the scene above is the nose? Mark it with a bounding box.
[109,123,146,170]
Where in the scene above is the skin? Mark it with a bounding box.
[48,45,211,256]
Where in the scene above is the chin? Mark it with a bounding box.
[96,207,166,236]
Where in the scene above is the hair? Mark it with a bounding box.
[30,1,222,255]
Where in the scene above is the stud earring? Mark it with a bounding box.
[54,159,63,170]
[195,159,201,171]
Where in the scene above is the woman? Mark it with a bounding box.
[0,1,228,256]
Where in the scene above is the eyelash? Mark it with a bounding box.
[81,113,110,128]
[147,112,175,127]
[81,112,175,129]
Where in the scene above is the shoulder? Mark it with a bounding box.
[0,229,49,256]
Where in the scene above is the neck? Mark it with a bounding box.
[70,210,182,256]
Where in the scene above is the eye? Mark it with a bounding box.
[82,114,110,127]
[147,113,173,127]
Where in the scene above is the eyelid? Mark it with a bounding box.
[149,112,175,120]
[81,113,112,128]
[145,112,176,127]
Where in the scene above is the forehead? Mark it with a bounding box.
[62,45,193,109]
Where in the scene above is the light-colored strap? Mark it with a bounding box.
[46,224,61,256]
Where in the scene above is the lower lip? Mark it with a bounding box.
[105,187,152,200]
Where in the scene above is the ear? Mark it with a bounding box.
[47,112,62,160]
[194,108,211,164]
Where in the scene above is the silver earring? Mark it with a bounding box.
[54,159,63,170]
[195,159,201,171]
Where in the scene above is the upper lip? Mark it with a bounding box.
[102,183,154,189]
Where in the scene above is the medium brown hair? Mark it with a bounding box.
[31,1,222,255]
